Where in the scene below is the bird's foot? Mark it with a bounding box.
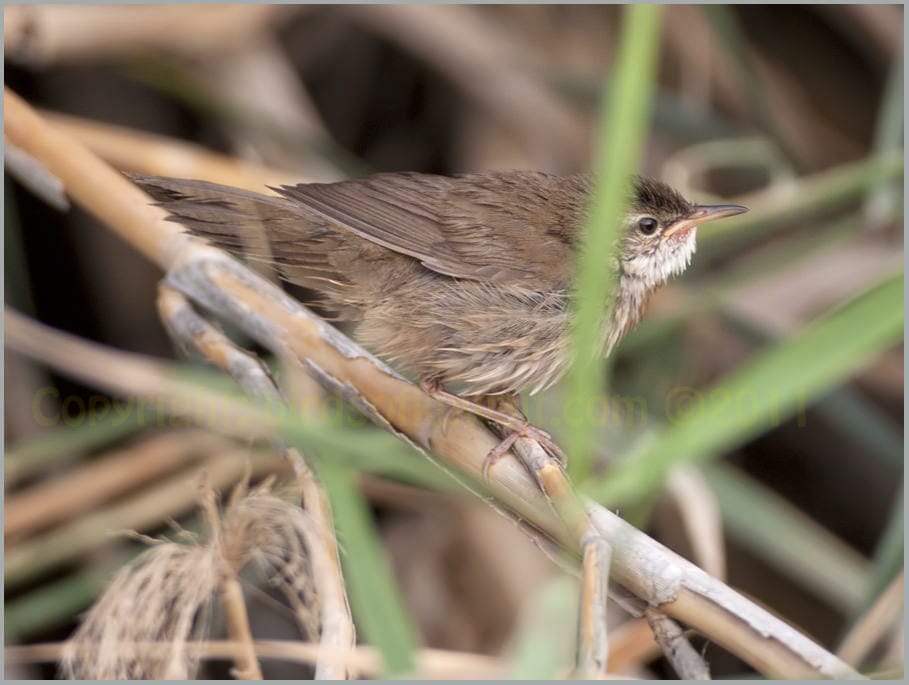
[420,379,566,480]
[482,431,520,481]
[481,421,565,481]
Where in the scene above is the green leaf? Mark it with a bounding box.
[314,458,417,675]
[566,4,662,480]
[590,271,904,503]
[5,568,111,640]
[863,59,904,226]
[814,389,904,470]
[860,489,903,615]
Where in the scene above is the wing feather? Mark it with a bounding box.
[273,171,586,286]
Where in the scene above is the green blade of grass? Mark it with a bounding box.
[5,567,115,640]
[814,389,904,470]
[860,489,903,616]
[177,362,460,491]
[566,4,662,480]
[864,59,903,227]
[590,271,904,504]
[717,306,904,474]
[313,457,417,675]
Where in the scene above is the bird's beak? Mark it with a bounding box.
[663,204,749,238]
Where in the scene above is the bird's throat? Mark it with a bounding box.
[602,272,654,356]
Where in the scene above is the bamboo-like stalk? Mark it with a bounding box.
[575,535,612,678]
[41,111,301,191]
[217,577,263,679]
[4,5,292,65]
[199,481,263,680]
[4,88,864,680]
[644,608,711,680]
[4,429,221,540]
[6,640,508,680]
[837,572,904,667]
[665,467,726,580]
[157,284,355,679]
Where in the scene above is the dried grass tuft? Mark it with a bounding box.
[222,479,323,642]
[60,541,218,679]
[60,476,320,679]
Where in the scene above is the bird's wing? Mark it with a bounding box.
[273,171,584,286]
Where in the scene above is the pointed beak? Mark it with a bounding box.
[663,204,749,238]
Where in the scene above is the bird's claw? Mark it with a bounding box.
[481,422,566,481]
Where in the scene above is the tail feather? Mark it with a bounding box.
[128,173,363,311]
[128,173,302,241]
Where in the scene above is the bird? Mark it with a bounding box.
[131,170,746,472]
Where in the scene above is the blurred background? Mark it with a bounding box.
[4,4,904,679]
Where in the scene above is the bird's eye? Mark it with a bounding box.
[638,217,658,235]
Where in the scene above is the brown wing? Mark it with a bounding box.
[273,171,588,287]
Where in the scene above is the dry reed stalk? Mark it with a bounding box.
[575,535,612,677]
[157,284,355,678]
[41,112,300,191]
[217,576,263,679]
[199,479,263,680]
[837,572,904,667]
[9,639,508,679]
[4,89,864,679]
[4,5,295,65]
[4,429,222,540]
[5,448,287,587]
[665,467,726,580]
[644,608,711,680]
[294,466,357,679]
[4,140,69,210]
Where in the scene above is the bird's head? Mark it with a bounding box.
[600,176,748,355]
[619,176,747,289]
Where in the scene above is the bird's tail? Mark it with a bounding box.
[128,173,363,312]
[128,173,302,255]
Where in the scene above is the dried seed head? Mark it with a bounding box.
[61,480,320,679]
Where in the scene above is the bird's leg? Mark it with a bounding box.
[480,394,568,472]
[419,379,566,479]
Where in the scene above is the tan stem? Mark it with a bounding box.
[219,576,264,680]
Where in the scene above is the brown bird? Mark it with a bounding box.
[132,171,746,469]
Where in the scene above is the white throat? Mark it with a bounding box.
[602,229,697,355]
